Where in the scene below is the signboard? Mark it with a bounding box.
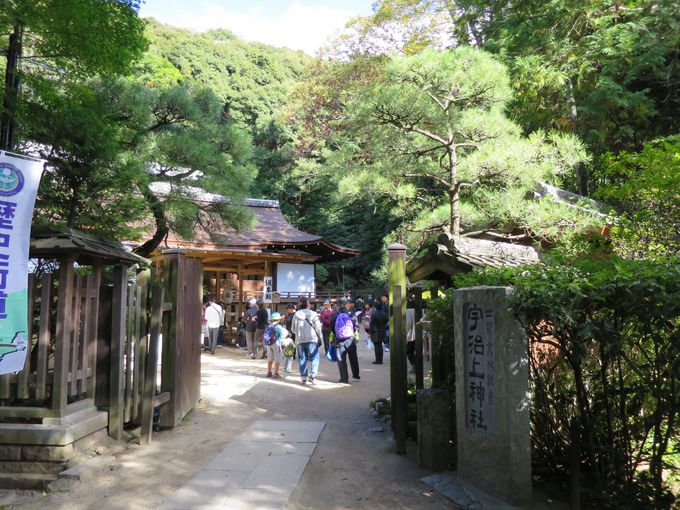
[263,276,273,303]
[463,301,497,435]
[0,152,43,375]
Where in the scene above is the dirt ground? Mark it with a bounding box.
[11,341,459,510]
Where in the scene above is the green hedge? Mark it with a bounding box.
[445,258,680,508]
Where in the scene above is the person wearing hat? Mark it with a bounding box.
[264,312,285,378]
[330,298,360,383]
[243,298,259,359]
[319,299,333,353]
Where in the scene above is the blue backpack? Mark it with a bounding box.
[334,312,354,339]
[263,325,277,345]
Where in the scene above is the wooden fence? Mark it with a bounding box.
[0,261,102,414]
[0,250,201,446]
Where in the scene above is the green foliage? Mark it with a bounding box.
[342,47,590,241]
[453,260,680,508]
[0,0,147,78]
[594,135,680,260]
[336,0,680,158]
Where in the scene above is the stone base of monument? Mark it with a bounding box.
[422,473,521,510]
[417,388,455,471]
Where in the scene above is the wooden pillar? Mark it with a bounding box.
[414,287,424,390]
[52,257,74,412]
[388,243,408,455]
[17,273,35,399]
[140,284,163,445]
[87,264,102,400]
[108,264,128,440]
[237,265,243,328]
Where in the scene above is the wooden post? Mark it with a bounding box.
[140,284,164,445]
[52,257,74,412]
[414,287,424,390]
[108,265,128,440]
[17,273,35,399]
[36,274,52,401]
[133,268,150,422]
[87,264,102,399]
[388,243,408,455]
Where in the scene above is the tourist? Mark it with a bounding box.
[291,297,323,385]
[201,300,209,351]
[369,300,388,365]
[380,294,390,352]
[358,301,372,350]
[319,299,333,353]
[330,298,360,383]
[283,303,297,372]
[243,298,258,358]
[204,295,223,355]
[255,299,269,359]
[264,312,285,378]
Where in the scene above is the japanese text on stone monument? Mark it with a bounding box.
[463,302,496,435]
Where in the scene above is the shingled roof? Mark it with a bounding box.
[407,233,541,283]
[132,184,360,262]
[31,228,150,266]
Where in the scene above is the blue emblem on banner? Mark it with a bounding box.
[0,164,24,197]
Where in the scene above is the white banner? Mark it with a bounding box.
[0,152,43,375]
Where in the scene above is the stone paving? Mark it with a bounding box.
[157,420,325,510]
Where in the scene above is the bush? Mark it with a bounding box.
[453,259,680,508]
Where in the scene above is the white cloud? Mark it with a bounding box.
[161,2,358,55]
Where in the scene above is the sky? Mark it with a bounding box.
[139,0,374,55]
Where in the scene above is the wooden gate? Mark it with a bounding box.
[119,251,202,440]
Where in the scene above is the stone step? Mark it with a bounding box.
[0,409,107,446]
[0,460,65,475]
[0,472,57,490]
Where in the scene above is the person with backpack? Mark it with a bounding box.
[263,312,285,378]
[204,295,224,355]
[330,298,360,384]
[282,303,297,373]
[319,299,333,354]
[291,297,323,385]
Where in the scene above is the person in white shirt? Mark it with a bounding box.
[204,295,223,355]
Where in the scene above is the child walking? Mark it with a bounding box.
[264,312,285,378]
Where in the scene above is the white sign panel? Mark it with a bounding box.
[275,263,315,295]
[263,276,273,303]
[0,152,42,375]
[463,301,497,435]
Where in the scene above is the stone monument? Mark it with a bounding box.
[453,286,531,506]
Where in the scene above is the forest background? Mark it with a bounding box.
[1,0,678,289]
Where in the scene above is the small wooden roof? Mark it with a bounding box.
[407,233,541,283]
[31,228,150,266]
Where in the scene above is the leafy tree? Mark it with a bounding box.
[0,0,147,149]
[334,0,680,193]
[594,135,680,260]
[25,79,256,254]
[342,47,589,238]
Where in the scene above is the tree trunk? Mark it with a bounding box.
[134,186,169,258]
[1,25,23,151]
[448,145,460,235]
[567,78,588,196]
